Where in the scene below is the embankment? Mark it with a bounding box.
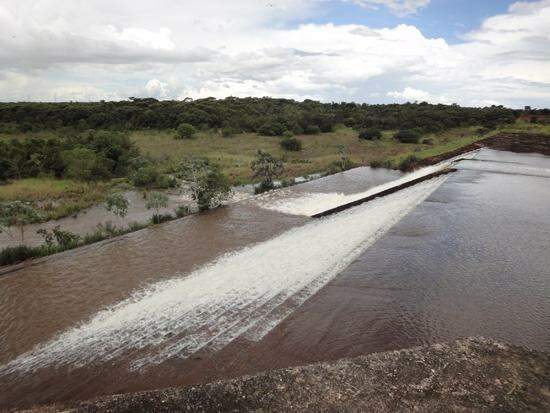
[39,338,550,412]
[417,132,550,168]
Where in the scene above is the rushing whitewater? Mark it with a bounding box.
[254,152,478,217]
[0,177,447,376]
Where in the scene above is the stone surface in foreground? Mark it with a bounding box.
[35,338,550,412]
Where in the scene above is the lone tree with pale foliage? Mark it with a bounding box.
[178,156,231,211]
[105,193,129,226]
[146,192,169,223]
[251,150,284,193]
[0,201,43,244]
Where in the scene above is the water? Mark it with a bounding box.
[1,151,550,409]
[0,190,188,249]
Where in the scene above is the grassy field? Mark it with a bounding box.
[1,120,548,219]
[0,178,108,221]
[135,127,500,184]
[131,125,498,184]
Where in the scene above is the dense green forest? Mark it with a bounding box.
[0,97,518,134]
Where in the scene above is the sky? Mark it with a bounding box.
[0,0,549,108]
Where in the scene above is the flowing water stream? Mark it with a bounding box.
[1,149,549,409]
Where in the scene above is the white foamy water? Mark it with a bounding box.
[255,152,478,216]
[0,177,447,376]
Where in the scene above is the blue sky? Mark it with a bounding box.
[309,0,522,43]
[0,0,549,107]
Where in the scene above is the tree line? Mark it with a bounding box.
[0,130,140,182]
[0,97,518,135]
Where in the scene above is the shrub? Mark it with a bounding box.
[151,213,173,224]
[359,128,382,140]
[280,137,303,152]
[370,159,392,169]
[175,205,191,218]
[146,191,169,221]
[222,127,237,138]
[156,174,178,189]
[105,193,129,221]
[132,165,160,187]
[292,125,304,135]
[398,155,419,172]
[0,245,38,266]
[254,181,275,195]
[175,123,197,139]
[251,150,284,192]
[178,157,231,211]
[62,148,112,181]
[304,125,321,135]
[282,130,294,138]
[422,138,434,145]
[258,122,286,137]
[394,129,422,144]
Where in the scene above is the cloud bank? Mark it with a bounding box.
[0,0,549,107]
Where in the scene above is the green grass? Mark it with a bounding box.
[499,120,550,135]
[131,125,496,183]
[0,178,108,221]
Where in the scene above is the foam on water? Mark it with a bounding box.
[256,152,478,216]
[0,177,447,376]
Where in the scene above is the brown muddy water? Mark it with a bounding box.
[1,150,549,410]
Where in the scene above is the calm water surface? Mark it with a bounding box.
[1,151,549,409]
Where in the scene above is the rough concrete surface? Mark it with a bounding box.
[29,338,550,413]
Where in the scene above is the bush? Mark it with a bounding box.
[151,213,173,224]
[359,128,382,140]
[132,165,160,187]
[0,245,37,266]
[370,159,392,169]
[304,125,321,135]
[175,123,197,139]
[258,122,286,137]
[394,129,422,144]
[222,127,237,138]
[62,147,112,181]
[254,181,275,195]
[175,205,191,218]
[280,137,303,152]
[422,138,434,145]
[398,155,419,172]
[292,125,304,135]
[282,130,294,138]
[156,174,178,189]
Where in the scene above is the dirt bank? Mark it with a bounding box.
[418,132,550,168]
[32,338,550,413]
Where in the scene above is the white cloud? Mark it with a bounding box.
[345,0,430,16]
[387,87,450,104]
[0,0,549,107]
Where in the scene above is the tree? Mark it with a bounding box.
[394,129,422,144]
[62,147,112,181]
[178,157,231,211]
[0,201,43,244]
[175,123,197,139]
[251,150,284,193]
[105,193,129,226]
[146,192,169,223]
[359,128,382,140]
[327,144,355,174]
